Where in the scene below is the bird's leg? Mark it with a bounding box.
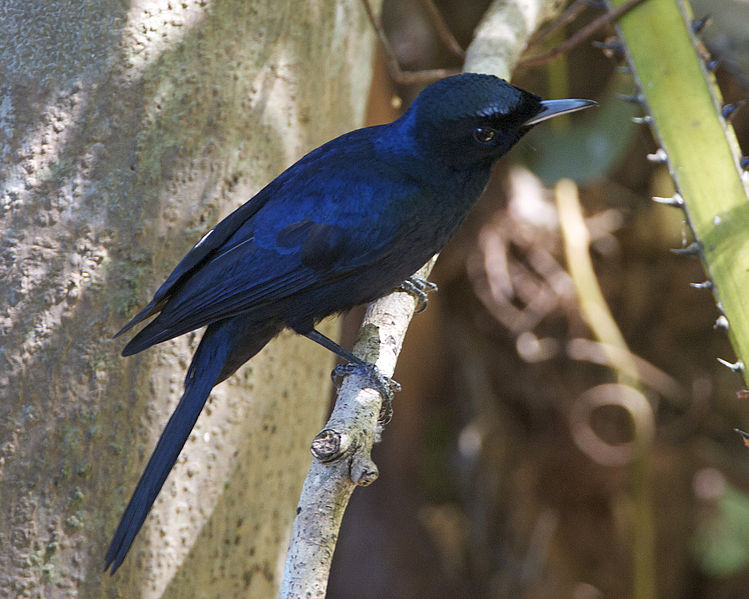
[331,363,398,425]
[395,275,438,314]
[304,329,401,423]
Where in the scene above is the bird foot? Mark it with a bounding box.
[396,275,438,314]
[332,362,401,424]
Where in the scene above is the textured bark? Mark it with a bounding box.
[0,1,377,597]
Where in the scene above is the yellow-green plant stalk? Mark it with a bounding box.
[610,0,749,383]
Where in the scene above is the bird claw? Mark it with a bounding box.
[396,275,438,314]
[331,362,400,424]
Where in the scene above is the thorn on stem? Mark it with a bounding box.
[690,281,713,290]
[652,194,684,208]
[692,15,711,34]
[735,428,749,448]
[592,39,624,58]
[722,101,744,119]
[647,148,668,163]
[714,315,729,330]
[717,358,744,373]
[671,242,702,256]
[617,92,644,104]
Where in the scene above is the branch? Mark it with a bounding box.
[280,2,564,596]
[609,0,749,384]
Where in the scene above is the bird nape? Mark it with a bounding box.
[105,72,594,574]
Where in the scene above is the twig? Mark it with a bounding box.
[517,0,648,69]
[555,179,657,599]
[555,179,638,384]
[530,0,590,47]
[280,258,436,598]
[419,0,466,58]
[361,0,459,85]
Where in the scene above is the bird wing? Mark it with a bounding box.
[121,217,399,355]
[119,127,422,355]
[114,186,277,338]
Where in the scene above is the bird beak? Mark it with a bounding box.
[523,99,597,126]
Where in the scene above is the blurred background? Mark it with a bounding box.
[328,1,749,597]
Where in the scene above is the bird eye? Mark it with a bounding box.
[473,127,497,144]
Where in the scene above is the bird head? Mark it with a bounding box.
[402,73,595,169]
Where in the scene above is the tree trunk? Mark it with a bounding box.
[0,1,378,597]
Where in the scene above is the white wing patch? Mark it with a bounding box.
[194,228,214,248]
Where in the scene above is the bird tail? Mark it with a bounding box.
[105,321,235,574]
[106,316,283,574]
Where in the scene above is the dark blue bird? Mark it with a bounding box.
[105,73,593,573]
